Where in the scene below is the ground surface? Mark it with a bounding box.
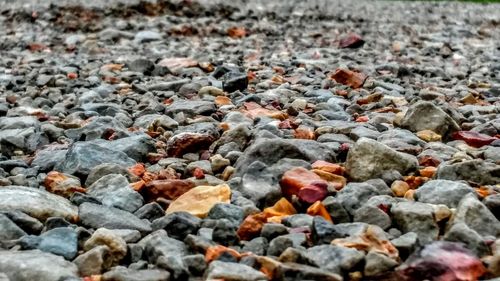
[0,0,499,281]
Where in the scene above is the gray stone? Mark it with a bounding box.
[65,116,129,141]
[182,254,207,276]
[31,148,68,172]
[134,30,162,43]
[237,161,282,208]
[165,100,216,117]
[2,210,43,234]
[415,180,475,208]
[133,114,178,130]
[79,203,151,233]
[392,201,439,244]
[364,251,399,277]
[335,182,387,216]
[94,134,155,162]
[233,138,336,176]
[345,138,418,181]
[56,142,136,176]
[0,250,78,280]
[436,160,500,185]
[485,194,500,220]
[102,268,170,281]
[242,237,268,256]
[34,227,78,260]
[0,213,26,240]
[205,261,268,281]
[390,232,419,259]
[401,101,460,136]
[207,203,244,226]
[152,211,201,241]
[0,186,77,221]
[140,230,188,263]
[73,245,111,276]
[444,222,490,257]
[305,245,365,275]
[353,205,392,230]
[450,193,500,238]
[156,254,189,280]
[85,163,135,187]
[87,174,143,212]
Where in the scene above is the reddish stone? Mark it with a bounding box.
[143,179,195,201]
[331,69,367,89]
[339,33,365,48]
[44,171,85,198]
[418,155,441,167]
[280,167,327,198]
[227,27,246,38]
[306,201,332,223]
[298,182,328,204]
[294,127,315,140]
[166,133,216,157]
[237,212,267,241]
[193,167,205,179]
[205,245,242,262]
[67,72,78,79]
[452,131,498,148]
[128,163,146,177]
[311,160,345,175]
[355,116,369,122]
[262,198,297,218]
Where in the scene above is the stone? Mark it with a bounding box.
[0,186,78,222]
[364,251,399,277]
[436,160,500,185]
[234,138,336,176]
[144,179,195,201]
[43,171,84,198]
[166,132,216,157]
[0,213,26,240]
[452,131,498,148]
[414,180,474,208]
[134,30,162,43]
[182,254,207,276]
[339,33,365,48]
[391,180,410,197]
[2,210,43,234]
[353,205,392,230]
[134,202,165,221]
[102,268,170,281]
[28,227,78,260]
[78,203,152,233]
[306,245,365,275]
[73,245,111,276]
[152,211,201,240]
[85,163,134,187]
[280,167,326,198]
[391,201,439,244]
[238,161,282,208]
[401,101,460,137]
[84,228,127,266]
[335,182,389,216]
[207,203,244,226]
[390,232,418,259]
[204,261,267,281]
[450,193,500,238]
[397,242,485,281]
[141,230,188,263]
[484,194,500,220]
[346,138,418,182]
[156,254,189,280]
[56,142,136,177]
[331,69,367,89]
[86,174,143,212]
[416,129,442,142]
[166,184,231,218]
[443,222,490,257]
[242,237,268,256]
[0,250,78,280]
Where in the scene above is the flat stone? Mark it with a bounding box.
[78,203,151,233]
[204,261,267,281]
[345,138,418,182]
[0,186,77,222]
[415,180,475,208]
[0,250,78,281]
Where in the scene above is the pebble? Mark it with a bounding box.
[0,0,498,279]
